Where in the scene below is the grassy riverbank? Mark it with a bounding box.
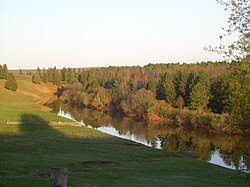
[0,75,249,186]
[0,75,70,122]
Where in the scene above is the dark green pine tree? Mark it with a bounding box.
[188,72,211,111]
[185,72,199,106]
[53,67,61,86]
[189,83,210,111]
[37,67,41,78]
[67,68,74,84]
[157,73,176,106]
[61,67,66,81]
[47,68,54,83]
[5,73,18,91]
[65,68,70,83]
[0,65,3,79]
[42,67,48,83]
[87,79,100,92]
[174,71,189,105]
[145,78,157,95]
[2,64,9,80]
[221,60,250,126]
[32,69,42,84]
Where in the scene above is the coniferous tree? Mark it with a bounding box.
[0,65,3,79]
[157,73,176,106]
[185,72,199,106]
[65,68,70,83]
[188,72,211,111]
[47,68,54,83]
[19,69,22,75]
[61,67,66,81]
[209,77,227,113]
[42,68,48,83]
[87,79,100,92]
[127,77,137,91]
[5,73,18,91]
[37,67,41,78]
[2,64,8,80]
[174,71,189,103]
[189,83,210,111]
[32,69,42,84]
[221,60,250,125]
[145,78,157,95]
[53,67,61,86]
[67,68,74,84]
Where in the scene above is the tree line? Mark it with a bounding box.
[32,60,249,131]
[0,64,17,91]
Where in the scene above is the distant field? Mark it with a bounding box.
[0,75,70,122]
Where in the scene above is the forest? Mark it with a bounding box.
[29,59,250,133]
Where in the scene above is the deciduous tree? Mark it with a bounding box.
[206,0,250,60]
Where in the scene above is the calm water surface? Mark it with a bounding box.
[51,103,250,172]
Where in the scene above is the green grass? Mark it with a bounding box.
[0,75,249,186]
[0,75,70,122]
[0,123,249,187]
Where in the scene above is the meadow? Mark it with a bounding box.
[0,75,249,186]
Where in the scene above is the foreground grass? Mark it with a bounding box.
[0,75,249,186]
[0,123,249,187]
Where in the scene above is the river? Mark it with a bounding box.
[50,103,250,173]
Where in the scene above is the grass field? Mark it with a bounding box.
[0,75,249,186]
[0,75,70,122]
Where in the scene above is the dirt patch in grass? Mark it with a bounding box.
[36,95,58,105]
[81,160,121,166]
[0,129,35,133]
[27,169,49,179]
[0,172,10,176]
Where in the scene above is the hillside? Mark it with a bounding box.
[0,74,69,122]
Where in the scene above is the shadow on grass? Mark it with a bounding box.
[0,113,249,187]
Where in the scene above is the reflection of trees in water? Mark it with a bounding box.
[219,138,250,171]
[163,134,179,152]
[50,103,250,171]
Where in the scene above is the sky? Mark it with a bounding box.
[0,0,233,69]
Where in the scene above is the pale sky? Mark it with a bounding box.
[0,0,232,69]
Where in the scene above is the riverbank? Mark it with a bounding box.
[0,75,249,186]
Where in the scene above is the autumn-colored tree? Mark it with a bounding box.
[120,88,156,117]
[175,95,185,109]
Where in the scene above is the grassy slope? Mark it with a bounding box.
[0,75,70,122]
[0,75,249,187]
